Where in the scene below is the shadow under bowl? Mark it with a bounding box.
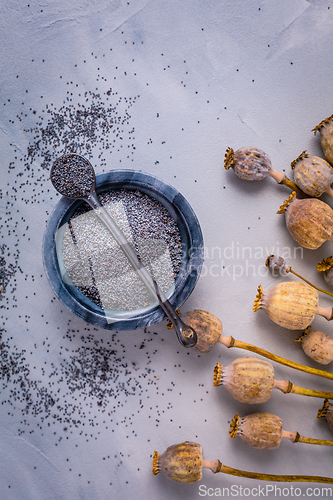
[43,169,204,330]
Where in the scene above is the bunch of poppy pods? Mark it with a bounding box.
[153,115,333,486]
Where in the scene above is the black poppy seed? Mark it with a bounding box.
[2,62,191,466]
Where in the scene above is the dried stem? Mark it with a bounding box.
[266,254,333,298]
[281,430,333,446]
[273,379,333,399]
[317,306,333,321]
[202,460,333,484]
[218,335,333,381]
[289,268,333,298]
[325,186,333,199]
[297,435,333,446]
[271,171,307,196]
[287,383,333,399]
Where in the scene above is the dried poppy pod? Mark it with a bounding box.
[265,254,289,275]
[317,257,333,287]
[230,412,333,449]
[295,327,333,365]
[313,114,333,165]
[224,147,304,194]
[317,399,333,431]
[170,309,222,354]
[213,357,333,403]
[169,309,333,381]
[291,150,333,198]
[278,191,333,250]
[230,412,283,449]
[253,281,333,330]
[152,441,203,484]
[214,357,274,404]
[153,440,333,484]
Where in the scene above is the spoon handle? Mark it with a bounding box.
[86,191,197,347]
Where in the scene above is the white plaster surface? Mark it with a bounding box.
[1,1,333,499]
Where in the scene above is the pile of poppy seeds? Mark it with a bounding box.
[2,86,185,443]
[64,188,183,309]
[0,244,21,301]
[23,89,138,174]
[50,154,96,198]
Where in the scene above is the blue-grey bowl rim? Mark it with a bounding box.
[43,169,204,330]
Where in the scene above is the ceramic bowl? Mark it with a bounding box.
[43,169,203,330]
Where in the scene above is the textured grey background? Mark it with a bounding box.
[1,1,333,498]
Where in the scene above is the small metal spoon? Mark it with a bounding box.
[50,153,197,347]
